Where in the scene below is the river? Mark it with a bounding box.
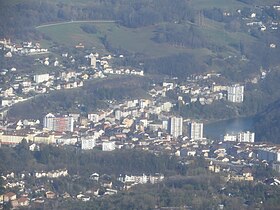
[204,116,255,140]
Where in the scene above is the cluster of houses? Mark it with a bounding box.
[243,4,280,34]
[1,13,280,206]
[149,74,245,105]
[0,39,48,57]
[0,39,144,110]
[118,173,164,190]
[0,169,164,208]
[220,4,280,35]
[0,169,67,208]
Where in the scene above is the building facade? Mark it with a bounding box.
[102,141,115,151]
[43,113,74,132]
[168,116,183,138]
[81,136,96,150]
[34,74,50,83]
[223,131,255,143]
[227,84,244,103]
[89,55,96,68]
[190,122,204,141]
[237,131,255,143]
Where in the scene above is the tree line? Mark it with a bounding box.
[0,0,194,39]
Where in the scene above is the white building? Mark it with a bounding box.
[56,136,77,145]
[114,109,122,121]
[168,116,183,138]
[89,55,96,68]
[223,131,254,143]
[34,74,50,83]
[189,122,204,141]
[237,131,255,143]
[161,102,173,112]
[223,134,237,142]
[102,141,115,151]
[139,99,151,109]
[162,120,169,130]
[88,113,100,123]
[81,136,96,150]
[227,84,244,103]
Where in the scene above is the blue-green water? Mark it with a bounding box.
[204,117,255,140]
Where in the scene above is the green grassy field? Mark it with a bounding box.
[38,22,106,51]
[10,0,269,59]
[34,0,263,68]
[37,18,258,64]
[197,18,256,53]
[37,22,213,58]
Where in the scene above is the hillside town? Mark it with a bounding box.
[0,37,280,209]
[1,2,280,208]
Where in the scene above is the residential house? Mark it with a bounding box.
[3,192,16,202]
[45,191,56,199]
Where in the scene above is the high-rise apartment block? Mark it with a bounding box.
[89,54,96,68]
[43,113,74,132]
[168,116,183,138]
[189,122,204,140]
[227,84,244,103]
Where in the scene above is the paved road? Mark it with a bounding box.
[36,20,117,29]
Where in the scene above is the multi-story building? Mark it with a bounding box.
[189,122,204,141]
[0,131,33,145]
[33,73,50,83]
[114,109,122,121]
[43,113,74,132]
[81,136,96,150]
[224,131,254,143]
[89,55,96,68]
[223,133,237,142]
[168,116,183,138]
[102,141,115,151]
[237,131,255,143]
[227,84,244,103]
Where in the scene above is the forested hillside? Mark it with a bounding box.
[0,0,194,39]
[254,99,280,143]
[1,0,279,80]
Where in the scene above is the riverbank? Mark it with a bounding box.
[204,116,255,140]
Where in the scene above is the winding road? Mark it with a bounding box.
[36,20,117,29]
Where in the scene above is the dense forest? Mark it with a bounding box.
[57,181,280,210]
[0,141,180,176]
[254,99,280,143]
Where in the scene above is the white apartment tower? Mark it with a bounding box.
[89,54,96,68]
[169,116,183,138]
[227,84,244,103]
[190,122,204,141]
